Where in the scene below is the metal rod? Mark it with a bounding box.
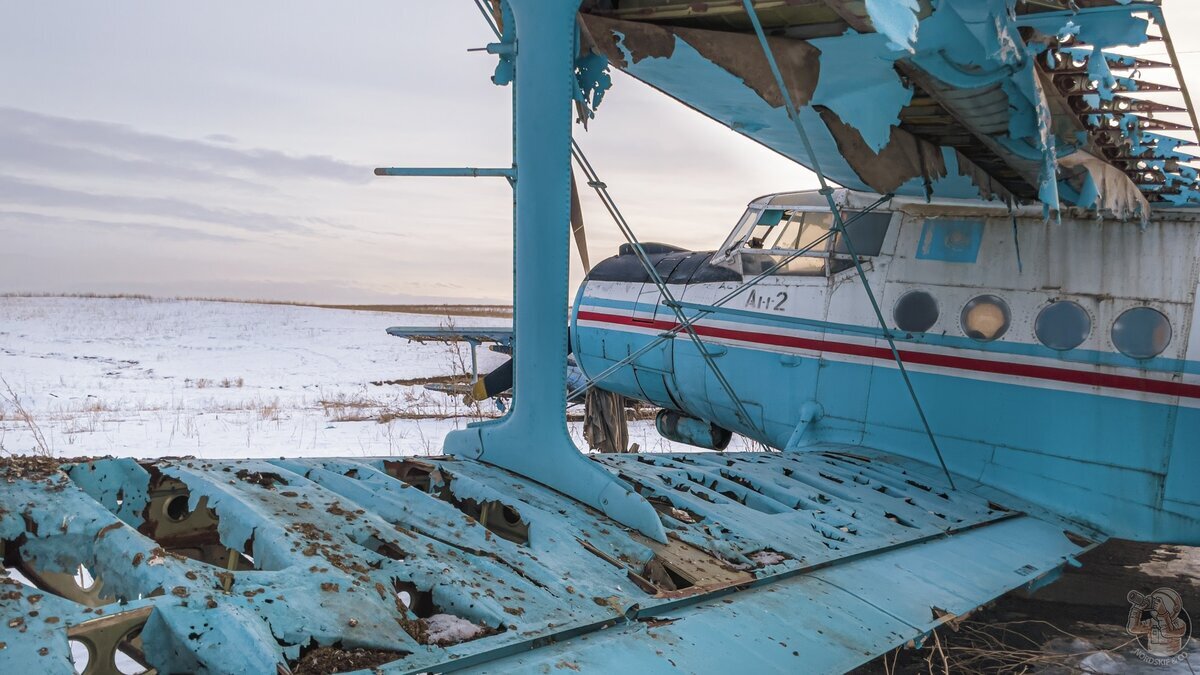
[1155,7,1200,142]
[741,0,955,488]
[469,341,480,384]
[671,301,890,338]
[568,193,893,401]
[569,225,840,400]
[571,141,762,434]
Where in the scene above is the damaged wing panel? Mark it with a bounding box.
[2,448,1098,673]
[580,0,1200,215]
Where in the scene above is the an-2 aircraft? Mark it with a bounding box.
[399,184,1199,548]
[3,1,1199,673]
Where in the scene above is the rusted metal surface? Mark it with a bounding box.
[581,0,1200,211]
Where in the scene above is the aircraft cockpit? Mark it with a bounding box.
[714,190,893,278]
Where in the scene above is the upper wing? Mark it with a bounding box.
[580,1,1199,212]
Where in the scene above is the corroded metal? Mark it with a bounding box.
[0,451,1097,672]
[580,0,1200,210]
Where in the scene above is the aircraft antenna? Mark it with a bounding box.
[740,0,956,489]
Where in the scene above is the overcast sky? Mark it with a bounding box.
[1,2,1197,303]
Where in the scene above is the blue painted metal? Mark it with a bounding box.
[654,411,731,450]
[572,292,1200,544]
[440,0,665,545]
[0,451,1099,673]
[740,0,954,488]
[585,293,1200,378]
[579,0,1199,211]
[5,2,1197,672]
[385,327,514,347]
[914,219,985,263]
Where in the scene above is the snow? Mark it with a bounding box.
[748,550,786,566]
[1078,651,1125,674]
[1042,627,1200,675]
[424,613,486,645]
[1138,545,1200,581]
[0,296,726,459]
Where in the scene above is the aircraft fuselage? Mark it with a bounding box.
[573,189,1200,544]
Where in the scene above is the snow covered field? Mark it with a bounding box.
[0,296,698,460]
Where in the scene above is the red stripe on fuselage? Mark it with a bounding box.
[575,309,1200,401]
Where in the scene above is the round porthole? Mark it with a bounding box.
[961,295,1010,342]
[893,291,939,333]
[1035,301,1091,351]
[1112,306,1172,359]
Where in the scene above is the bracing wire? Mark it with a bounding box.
[740,0,956,488]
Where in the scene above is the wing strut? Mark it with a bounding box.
[740,0,955,489]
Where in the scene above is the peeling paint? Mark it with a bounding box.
[1,450,1100,672]
[581,0,1199,213]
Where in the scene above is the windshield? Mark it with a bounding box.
[718,207,892,277]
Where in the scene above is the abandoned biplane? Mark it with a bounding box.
[3,0,1198,673]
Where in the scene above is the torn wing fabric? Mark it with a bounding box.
[1060,150,1150,222]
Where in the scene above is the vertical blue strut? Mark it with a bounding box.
[443,0,667,543]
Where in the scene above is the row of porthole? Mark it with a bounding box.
[893,291,1173,359]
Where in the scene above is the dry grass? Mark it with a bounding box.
[0,376,52,456]
[0,292,513,318]
[184,377,245,389]
[319,393,382,422]
[316,304,512,318]
[80,397,110,413]
[1,292,153,300]
[876,619,1139,675]
[256,398,282,421]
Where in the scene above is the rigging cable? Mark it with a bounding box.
[740,0,955,489]
[570,141,764,437]
[565,199,891,400]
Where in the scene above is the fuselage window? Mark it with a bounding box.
[735,209,891,277]
[961,295,1010,342]
[893,291,939,333]
[1111,306,1172,359]
[1035,301,1091,351]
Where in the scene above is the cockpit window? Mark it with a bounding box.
[831,212,891,257]
[722,207,892,277]
[717,208,765,261]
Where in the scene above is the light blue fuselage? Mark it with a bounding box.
[572,193,1200,545]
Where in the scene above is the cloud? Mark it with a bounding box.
[0,107,372,186]
[0,174,327,235]
[0,130,270,190]
[0,209,245,243]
